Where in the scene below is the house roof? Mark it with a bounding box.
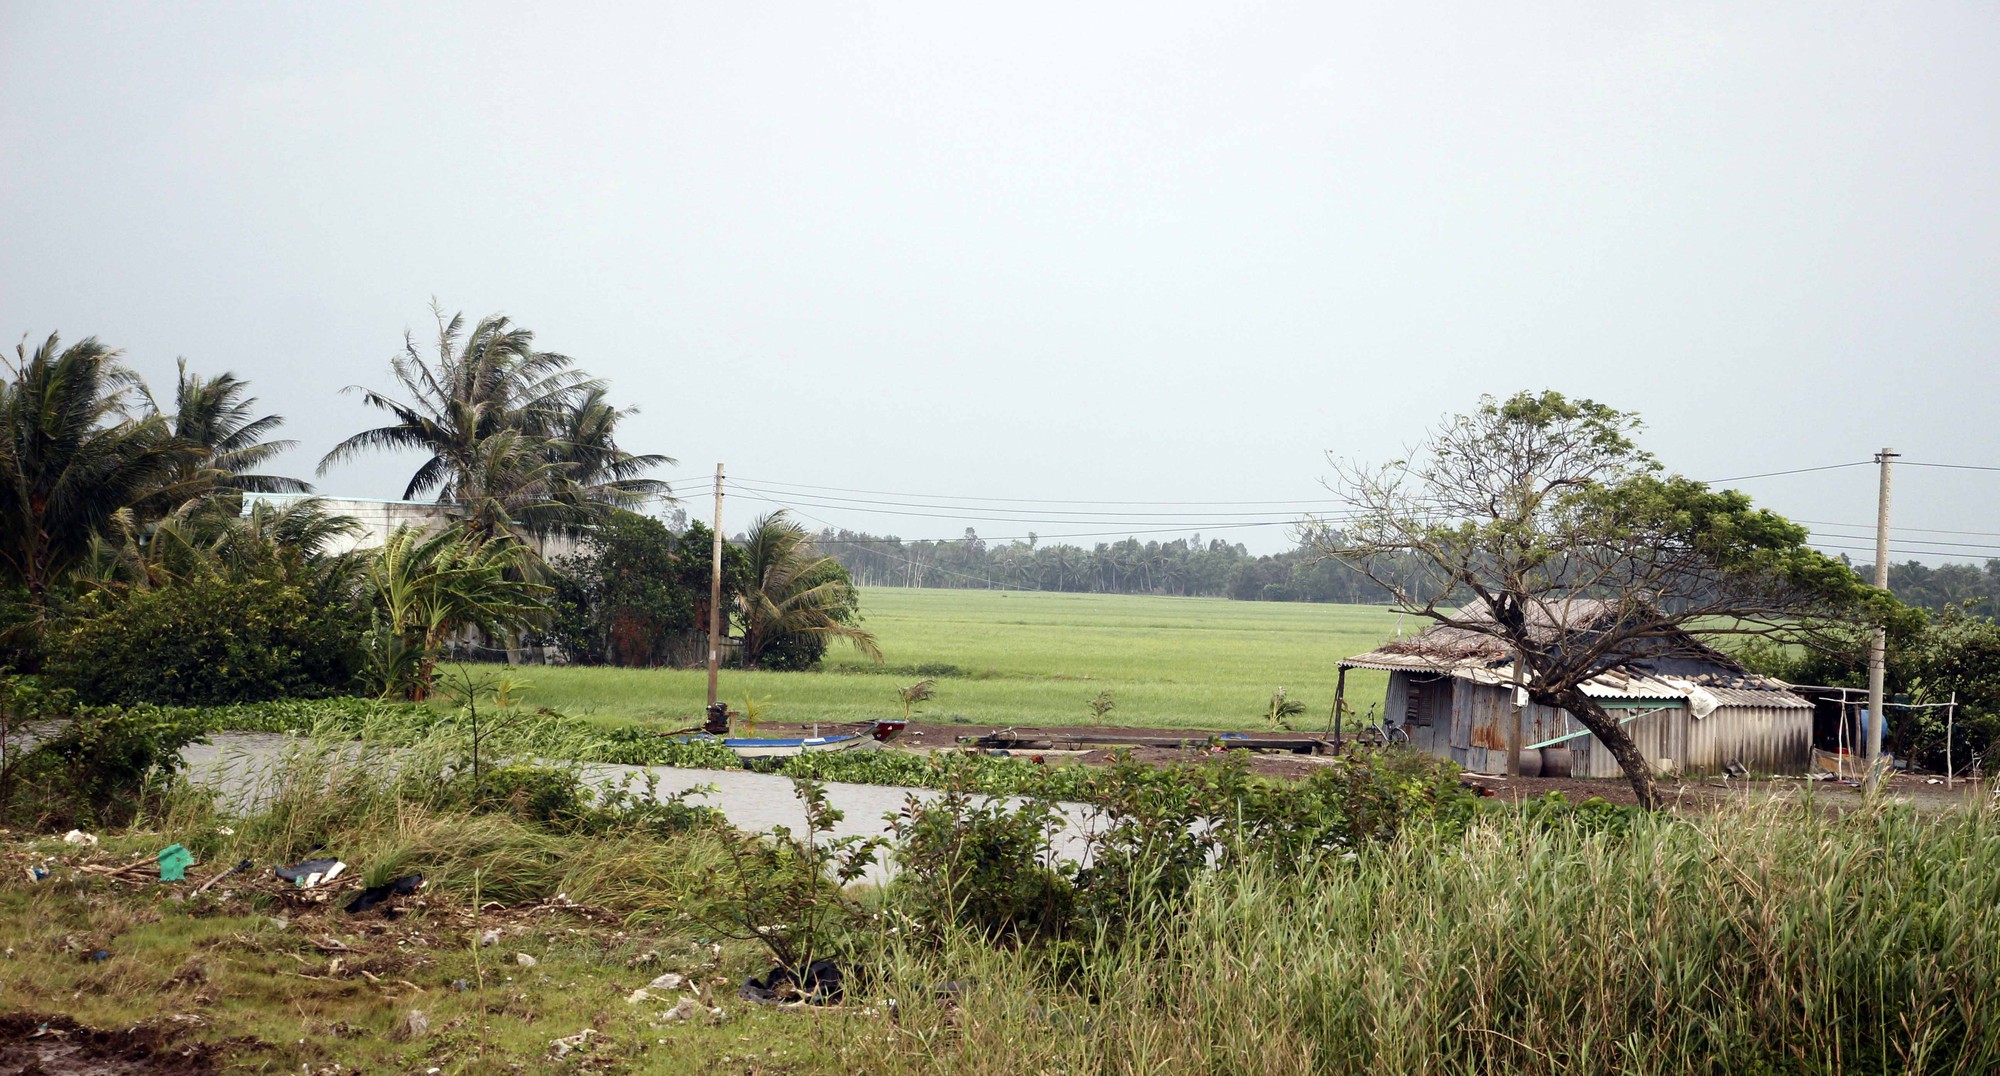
[1339,602,1810,710]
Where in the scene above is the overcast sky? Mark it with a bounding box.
[4,3,1996,562]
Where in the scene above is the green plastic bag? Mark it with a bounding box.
[157,844,194,882]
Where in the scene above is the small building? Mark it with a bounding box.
[1337,600,1813,778]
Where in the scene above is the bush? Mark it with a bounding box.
[0,705,210,828]
[43,575,362,705]
[889,789,1074,944]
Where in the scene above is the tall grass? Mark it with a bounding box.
[856,801,2000,1075]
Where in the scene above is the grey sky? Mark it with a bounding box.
[4,3,1996,562]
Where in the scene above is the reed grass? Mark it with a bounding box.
[852,800,2000,1075]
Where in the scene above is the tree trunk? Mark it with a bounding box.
[1551,687,1662,810]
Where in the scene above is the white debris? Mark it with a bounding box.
[479,929,501,947]
[646,972,685,991]
[548,1028,597,1058]
[514,952,538,968]
[62,830,98,846]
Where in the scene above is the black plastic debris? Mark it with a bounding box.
[345,874,425,915]
[739,960,847,1005]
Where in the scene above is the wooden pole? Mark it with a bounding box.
[1864,448,1896,796]
[1330,666,1348,742]
[706,463,724,712]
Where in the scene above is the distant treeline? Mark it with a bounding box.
[815,528,2000,615]
[1874,558,2000,618]
[811,528,1425,603]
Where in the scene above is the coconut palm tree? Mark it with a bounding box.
[149,360,309,497]
[320,304,668,546]
[0,334,201,622]
[77,496,361,597]
[362,524,550,699]
[737,511,881,669]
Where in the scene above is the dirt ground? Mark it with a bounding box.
[754,719,1991,808]
[0,1013,222,1075]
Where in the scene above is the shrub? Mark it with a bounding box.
[889,789,1074,944]
[43,575,362,705]
[0,704,210,828]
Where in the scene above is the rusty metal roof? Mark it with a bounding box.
[1338,647,1810,709]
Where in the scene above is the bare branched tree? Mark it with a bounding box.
[1308,391,1890,808]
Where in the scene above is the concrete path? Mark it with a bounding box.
[179,733,1097,881]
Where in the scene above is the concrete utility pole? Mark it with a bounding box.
[1865,448,1896,795]
[1508,650,1526,778]
[706,463,725,712]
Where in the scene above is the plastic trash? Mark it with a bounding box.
[157,845,194,882]
[344,874,425,915]
[26,864,49,882]
[275,858,347,888]
[62,830,98,846]
[739,960,847,1004]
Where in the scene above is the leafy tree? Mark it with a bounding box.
[1747,603,2000,774]
[547,510,698,666]
[738,511,881,669]
[0,334,201,628]
[43,573,363,704]
[319,303,669,545]
[1312,391,1890,809]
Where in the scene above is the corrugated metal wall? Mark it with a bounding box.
[1380,675,1812,778]
[1684,704,1811,774]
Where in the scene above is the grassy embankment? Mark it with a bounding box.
[6,732,1998,1075]
[529,587,1402,732]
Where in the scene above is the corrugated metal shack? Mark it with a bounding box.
[1338,602,1812,778]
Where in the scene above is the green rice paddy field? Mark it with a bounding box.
[527,588,1404,732]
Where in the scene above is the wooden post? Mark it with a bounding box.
[1330,665,1349,743]
[706,463,724,712]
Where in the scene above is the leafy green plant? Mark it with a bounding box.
[889,789,1074,944]
[43,574,363,705]
[898,677,937,721]
[1263,686,1305,731]
[696,778,884,975]
[1087,689,1116,724]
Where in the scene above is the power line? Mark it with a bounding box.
[1704,456,1872,482]
[728,475,1346,508]
[726,482,1336,519]
[1902,461,2000,473]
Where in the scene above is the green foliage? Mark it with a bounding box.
[0,333,202,624]
[1513,790,1640,838]
[432,763,717,837]
[0,704,210,828]
[42,574,362,705]
[739,512,880,670]
[1087,689,1116,723]
[546,510,695,666]
[896,677,937,720]
[695,778,884,974]
[888,789,1074,945]
[879,748,1478,949]
[1263,685,1304,730]
[318,303,668,545]
[360,525,550,699]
